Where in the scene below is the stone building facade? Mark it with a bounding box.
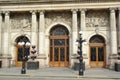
[0,0,120,69]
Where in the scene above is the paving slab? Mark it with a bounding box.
[0,67,119,79]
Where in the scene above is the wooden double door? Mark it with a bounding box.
[49,36,69,67]
[90,43,106,68]
[15,36,30,67]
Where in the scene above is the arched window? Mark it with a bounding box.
[50,25,69,36]
[89,35,105,43]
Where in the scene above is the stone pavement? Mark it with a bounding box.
[0,67,120,79]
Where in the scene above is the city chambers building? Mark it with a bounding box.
[0,0,120,69]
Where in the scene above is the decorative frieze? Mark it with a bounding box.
[45,11,72,28]
[86,10,109,28]
[10,13,31,31]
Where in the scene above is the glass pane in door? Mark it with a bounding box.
[60,47,65,61]
[54,47,59,61]
[66,47,69,61]
[50,47,52,61]
[90,47,96,61]
[54,39,65,46]
[98,47,104,61]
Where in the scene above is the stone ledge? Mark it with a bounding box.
[0,0,119,4]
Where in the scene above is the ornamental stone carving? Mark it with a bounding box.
[86,10,109,27]
[45,11,72,28]
[10,13,31,30]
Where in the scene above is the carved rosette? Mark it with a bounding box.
[86,10,109,28]
[10,13,31,31]
[45,11,72,28]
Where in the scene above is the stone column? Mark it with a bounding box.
[118,8,120,46]
[2,11,10,67]
[3,11,10,56]
[30,11,37,46]
[80,9,87,54]
[71,9,78,55]
[38,11,45,55]
[0,12,2,55]
[71,9,78,67]
[80,9,86,31]
[80,9,87,67]
[109,8,117,69]
[110,8,117,54]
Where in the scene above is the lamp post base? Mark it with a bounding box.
[79,62,84,76]
[21,68,26,74]
[79,69,84,75]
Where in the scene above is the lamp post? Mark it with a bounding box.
[18,40,30,74]
[76,31,86,76]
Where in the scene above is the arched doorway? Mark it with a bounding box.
[15,36,30,67]
[49,25,69,67]
[89,35,106,68]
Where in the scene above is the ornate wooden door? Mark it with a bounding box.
[49,26,69,67]
[89,35,106,68]
[16,36,30,67]
[90,43,106,67]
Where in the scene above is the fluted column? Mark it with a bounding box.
[0,12,2,55]
[38,11,45,54]
[110,8,117,54]
[118,8,120,46]
[71,9,78,55]
[3,11,10,56]
[30,11,37,46]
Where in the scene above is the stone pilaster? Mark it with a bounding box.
[109,8,118,69]
[0,12,2,55]
[38,11,45,55]
[30,10,37,46]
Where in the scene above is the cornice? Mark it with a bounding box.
[0,2,120,12]
[0,0,120,3]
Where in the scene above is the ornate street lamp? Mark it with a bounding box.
[76,31,86,76]
[18,38,30,74]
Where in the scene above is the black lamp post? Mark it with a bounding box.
[18,39,30,74]
[76,31,86,76]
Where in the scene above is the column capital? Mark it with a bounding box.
[79,8,87,14]
[30,10,37,15]
[109,8,117,13]
[79,8,87,11]
[3,11,10,16]
[38,10,45,15]
[71,9,78,14]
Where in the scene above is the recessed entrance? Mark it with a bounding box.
[49,25,69,67]
[89,35,106,68]
[15,36,30,67]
